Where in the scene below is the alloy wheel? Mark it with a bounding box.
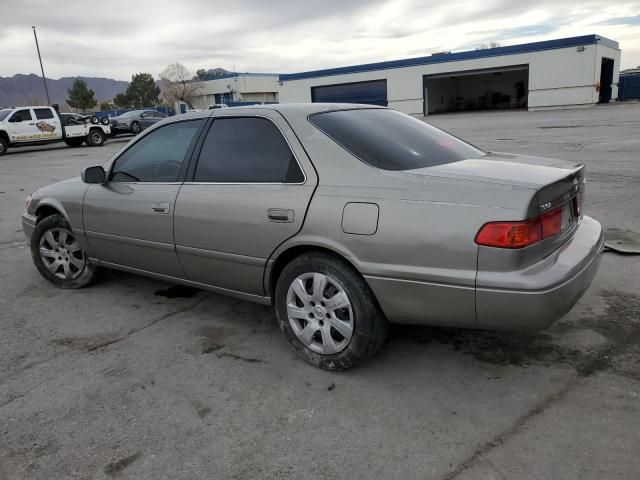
[39,227,85,280]
[286,272,354,354]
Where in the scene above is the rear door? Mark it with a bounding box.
[83,118,205,276]
[33,108,62,140]
[173,110,317,295]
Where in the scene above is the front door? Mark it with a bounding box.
[83,118,205,277]
[7,109,42,142]
[174,111,317,296]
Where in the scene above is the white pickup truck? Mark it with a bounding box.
[0,106,111,156]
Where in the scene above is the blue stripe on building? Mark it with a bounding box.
[280,35,619,82]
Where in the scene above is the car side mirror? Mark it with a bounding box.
[81,166,106,184]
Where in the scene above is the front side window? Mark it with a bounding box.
[309,108,484,171]
[193,117,304,183]
[110,119,204,182]
[11,109,33,122]
[34,108,54,120]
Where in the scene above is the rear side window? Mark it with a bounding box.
[194,117,304,183]
[34,108,54,120]
[309,108,484,170]
[110,119,204,182]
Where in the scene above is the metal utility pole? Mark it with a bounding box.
[32,26,51,105]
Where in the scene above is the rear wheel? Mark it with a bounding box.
[274,252,387,370]
[86,129,105,147]
[0,137,7,155]
[30,214,98,289]
[131,121,141,134]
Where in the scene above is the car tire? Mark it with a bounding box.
[131,121,141,134]
[64,138,84,147]
[101,117,110,126]
[30,214,99,289]
[86,129,105,147]
[0,137,8,156]
[274,251,387,370]
[91,116,99,124]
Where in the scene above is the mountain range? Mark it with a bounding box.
[0,74,128,108]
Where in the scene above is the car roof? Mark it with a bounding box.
[168,103,385,123]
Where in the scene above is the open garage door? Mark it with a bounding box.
[312,80,388,106]
[424,65,528,115]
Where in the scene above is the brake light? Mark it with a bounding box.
[475,206,564,249]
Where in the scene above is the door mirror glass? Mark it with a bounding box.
[82,166,106,184]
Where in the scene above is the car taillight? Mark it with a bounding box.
[475,206,564,249]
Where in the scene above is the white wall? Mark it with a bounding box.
[191,75,280,109]
[279,42,621,114]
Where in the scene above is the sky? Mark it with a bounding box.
[1,0,639,80]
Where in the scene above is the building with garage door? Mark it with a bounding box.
[190,73,280,110]
[278,34,621,115]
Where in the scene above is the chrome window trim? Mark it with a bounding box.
[191,113,308,186]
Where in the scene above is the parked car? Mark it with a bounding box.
[21,104,603,370]
[0,106,110,155]
[208,104,228,109]
[109,109,167,136]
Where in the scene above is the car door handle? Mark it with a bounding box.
[268,208,294,223]
[28,122,35,125]
[151,202,170,214]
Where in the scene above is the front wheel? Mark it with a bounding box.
[130,121,141,134]
[30,214,99,288]
[274,252,387,370]
[0,137,7,156]
[86,129,105,147]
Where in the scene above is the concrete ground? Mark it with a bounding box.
[1,104,639,479]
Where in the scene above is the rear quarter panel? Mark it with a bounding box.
[273,111,536,326]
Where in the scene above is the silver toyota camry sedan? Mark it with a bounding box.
[22,104,603,370]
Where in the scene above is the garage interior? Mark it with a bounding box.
[311,79,388,106]
[424,66,529,115]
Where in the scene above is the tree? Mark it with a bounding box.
[67,78,97,112]
[160,63,201,109]
[100,101,115,111]
[196,68,208,81]
[113,92,131,108]
[111,73,161,109]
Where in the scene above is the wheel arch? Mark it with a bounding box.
[265,239,364,302]
[34,200,68,223]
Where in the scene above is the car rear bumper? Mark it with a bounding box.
[365,216,603,330]
[22,212,37,243]
[475,215,604,329]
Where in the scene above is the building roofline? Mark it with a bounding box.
[201,72,281,81]
[279,34,619,82]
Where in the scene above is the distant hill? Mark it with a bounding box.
[0,74,128,108]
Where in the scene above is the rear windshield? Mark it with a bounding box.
[0,109,11,121]
[309,108,484,170]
